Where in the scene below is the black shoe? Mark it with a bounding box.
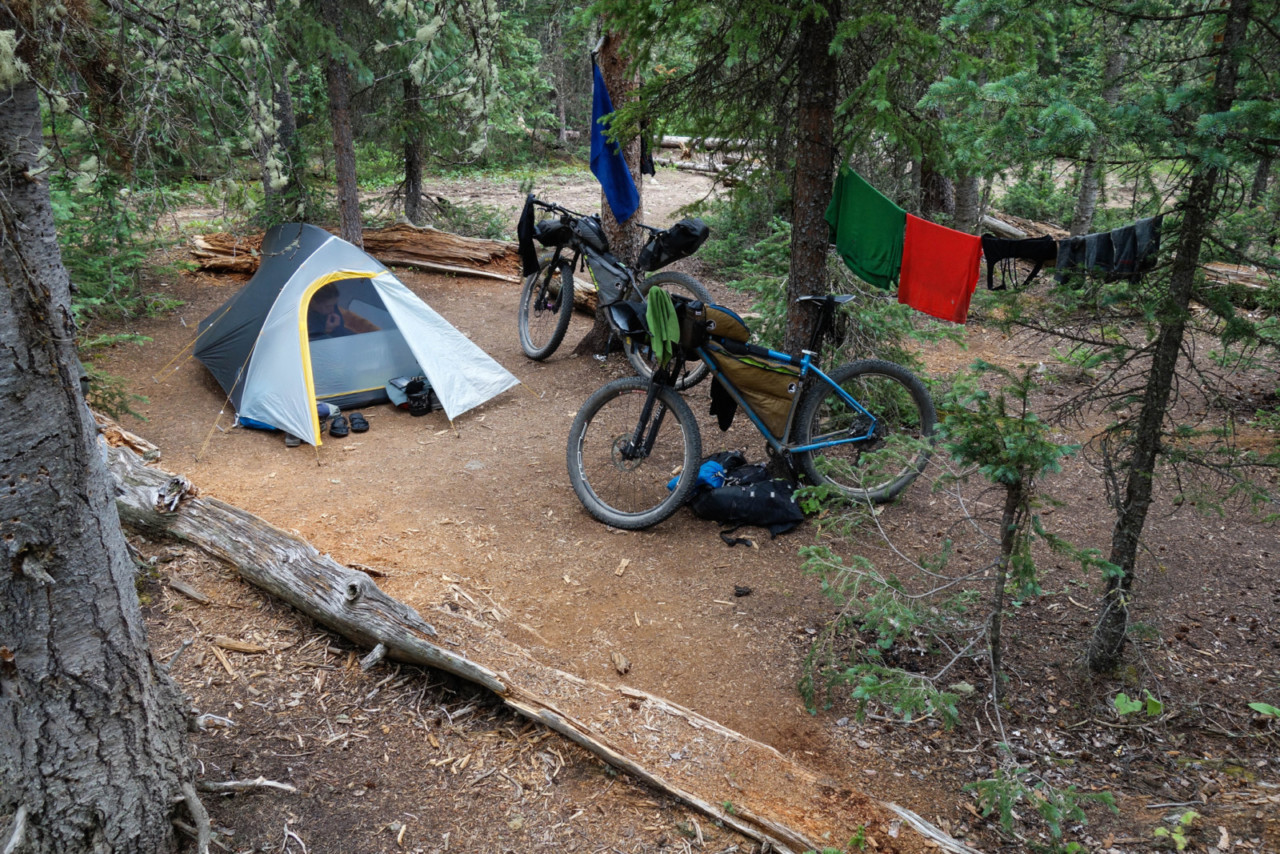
[329,415,350,438]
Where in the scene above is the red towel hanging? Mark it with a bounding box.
[897,214,983,324]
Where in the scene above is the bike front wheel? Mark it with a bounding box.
[794,359,936,503]
[624,271,713,390]
[518,255,575,360]
[566,376,703,529]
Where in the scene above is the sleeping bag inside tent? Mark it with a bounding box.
[194,223,519,445]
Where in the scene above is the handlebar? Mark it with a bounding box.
[529,196,587,221]
[529,194,663,235]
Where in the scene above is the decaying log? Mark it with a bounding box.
[978,215,1027,239]
[571,273,598,313]
[658,135,750,153]
[653,157,744,186]
[95,411,161,461]
[191,225,519,282]
[107,443,981,854]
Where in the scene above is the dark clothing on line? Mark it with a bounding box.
[1110,215,1163,279]
[981,235,1058,290]
[1056,215,1163,284]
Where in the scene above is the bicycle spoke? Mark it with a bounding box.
[567,378,702,528]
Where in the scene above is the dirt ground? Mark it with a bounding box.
[99,169,1280,853]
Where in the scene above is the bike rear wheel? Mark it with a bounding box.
[794,359,935,503]
[518,255,574,360]
[624,271,712,390]
[566,376,702,529]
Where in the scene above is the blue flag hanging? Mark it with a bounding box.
[590,63,640,224]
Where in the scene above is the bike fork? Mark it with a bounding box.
[623,384,667,459]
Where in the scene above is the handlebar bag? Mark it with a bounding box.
[534,218,573,247]
[636,217,710,272]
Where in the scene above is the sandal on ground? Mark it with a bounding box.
[329,415,350,438]
[348,412,369,433]
[284,433,302,447]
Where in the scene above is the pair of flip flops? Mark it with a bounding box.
[329,412,369,438]
[283,411,369,445]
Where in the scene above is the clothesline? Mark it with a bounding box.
[824,165,1165,324]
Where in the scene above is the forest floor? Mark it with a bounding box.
[101,167,1279,853]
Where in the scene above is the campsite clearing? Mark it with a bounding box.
[102,170,1280,853]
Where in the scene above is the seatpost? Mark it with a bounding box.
[805,294,837,353]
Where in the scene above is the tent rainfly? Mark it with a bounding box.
[195,223,519,445]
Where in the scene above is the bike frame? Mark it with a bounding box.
[528,197,663,307]
[691,342,879,455]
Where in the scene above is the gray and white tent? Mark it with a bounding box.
[195,223,518,445]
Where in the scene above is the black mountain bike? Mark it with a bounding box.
[566,294,937,530]
[517,195,713,390]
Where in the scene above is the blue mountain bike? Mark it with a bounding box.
[566,294,937,529]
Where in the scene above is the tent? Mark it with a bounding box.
[195,223,519,445]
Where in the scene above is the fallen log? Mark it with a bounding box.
[192,224,519,282]
[978,215,1027,239]
[106,439,980,854]
[659,135,751,153]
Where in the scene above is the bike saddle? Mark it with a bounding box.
[795,294,857,305]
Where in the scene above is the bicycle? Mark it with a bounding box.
[517,195,713,390]
[566,293,937,530]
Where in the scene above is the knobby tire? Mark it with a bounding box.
[518,256,574,360]
[566,376,702,529]
[794,359,935,503]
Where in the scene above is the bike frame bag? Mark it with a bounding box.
[586,252,630,303]
[705,341,801,437]
[704,304,751,343]
[573,215,610,252]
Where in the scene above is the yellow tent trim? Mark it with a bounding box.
[298,271,377,446]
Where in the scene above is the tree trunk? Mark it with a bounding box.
[403,77,425,226]
[0,80,195,854]
[953,174,982,234]
[988,483,1023,701]
[1087,0,1249,672]
[595,33,644,263]
[574,32,644,358]
[1069,42,1128,237]
[784,0,839,353]
[1239,153,1272,256]
[920,162,955,220]
[325,6,362,247]
[262,62,308,224]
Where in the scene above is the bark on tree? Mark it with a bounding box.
[324,3,363,248]
[0,80,195,854]
[988,483,1024,701]
[953,175,982,234]
[1086,0,1250,671]
[1239,152,1272,256]
[574,33,644,358]
[784,0,840,353]
[1069,42,1128,237]
[403,77,425,226]
[920,162,956,220]
[259,0,308,224]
